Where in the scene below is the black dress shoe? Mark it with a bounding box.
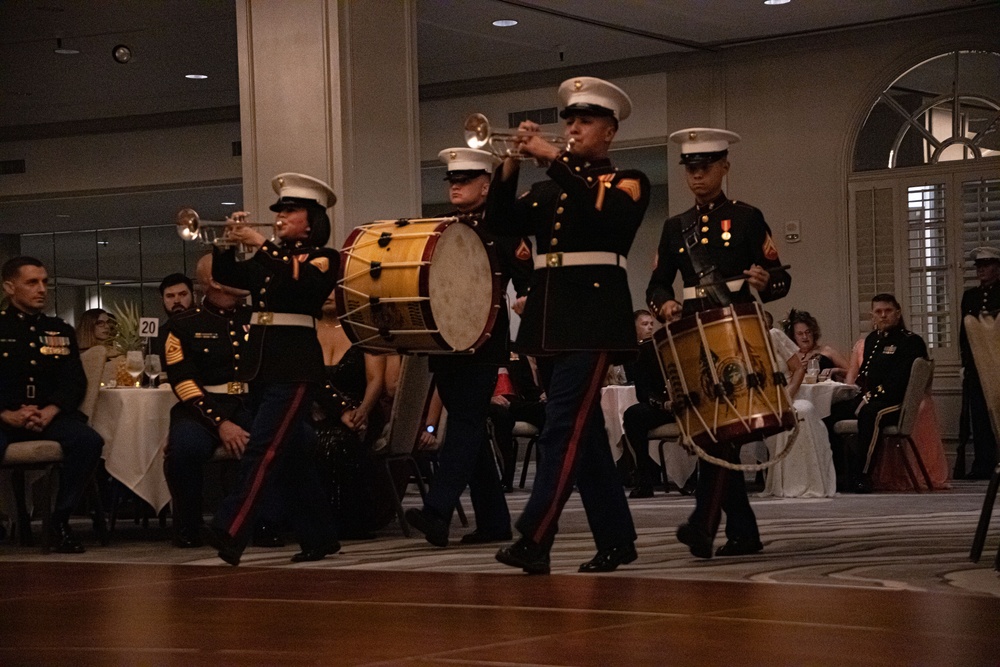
[852,475,873,494]
[50,522,85,554]
[629,486,654,499]
[676,523,713,559]
[405,508,449,547]
[252,524,286,548]
[459,529,512,545]
[496,537,550,575]
[291,541,341,563]
[578,543,638,573]
[172,528,203,549]
[203,526,242,566]
[715,537,764,557]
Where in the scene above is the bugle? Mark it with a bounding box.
[463,113,568,159]
[175,208,276,250]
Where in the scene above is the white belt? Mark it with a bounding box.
[534,251,627,270]
[682,280,746,300]
[204,382,249,395]
[250,312,315,327]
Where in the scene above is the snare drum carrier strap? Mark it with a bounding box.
[681,218,732,308]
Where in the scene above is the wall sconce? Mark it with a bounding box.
[112,44,132,64]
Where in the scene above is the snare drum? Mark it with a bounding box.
[336,217,500,353]
[654,302,795,449]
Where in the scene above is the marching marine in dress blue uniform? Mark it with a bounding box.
[0,256,104,553]
[646,128,791,559]
[404,148,532,547]
[959,246,1000,478]
[206,173,340,565]
[487,77,650,574]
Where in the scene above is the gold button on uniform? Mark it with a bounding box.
[700,238,708,244]
[554,223,562,230]
[701,215,709,223]
[551,238,559,246]
[556,207,564,214]
[560,193,568,200]
[701,226,709,232]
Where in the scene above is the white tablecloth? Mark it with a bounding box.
[761,381,859,498]
[600,385,636,462]
[90,386,177,512]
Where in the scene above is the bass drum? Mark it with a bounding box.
[654,302,796,450]
[336,217,500,353]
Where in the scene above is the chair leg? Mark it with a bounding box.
[12,470,33,547]
[893,439,923,493]
[518,438,535,489]
[903,436,934,490]
[384,458,410,538]
[970,466,1000,562]
[40,465,56,554]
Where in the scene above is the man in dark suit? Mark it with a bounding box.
[647,128,791,559]
[206,172,340,565]
[959,246,1000,479]
[0,256,104,553]
[404,147,531,547]
[487,76,650,574]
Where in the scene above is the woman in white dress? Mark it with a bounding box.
[760,322,839,498]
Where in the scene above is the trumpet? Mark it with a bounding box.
[175,208,277,250]
[463,113,569,160]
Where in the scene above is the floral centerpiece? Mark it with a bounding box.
[108,301,145,386]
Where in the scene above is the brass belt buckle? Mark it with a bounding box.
[546,252,563,268]
[258,312,273,325]
[227,381,242,395]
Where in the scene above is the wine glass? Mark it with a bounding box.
[144,354,162,388]
[125,351,144,388]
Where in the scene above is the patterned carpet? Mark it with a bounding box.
[3,480,998,599]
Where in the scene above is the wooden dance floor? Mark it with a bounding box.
[2,560,999,666]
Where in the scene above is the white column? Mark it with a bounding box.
[236,0,421,247]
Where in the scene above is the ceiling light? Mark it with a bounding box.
[763,0,791,4]
[53,38,79,55]
[492,19,518,27]
[221,201,236,205]
[112,44,132,64]
[185,74,208,80]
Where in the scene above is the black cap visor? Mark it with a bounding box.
[680,150,728,166]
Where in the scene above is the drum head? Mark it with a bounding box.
[428,222,494,351]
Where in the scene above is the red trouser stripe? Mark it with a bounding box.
[533,352,607,542]
[228,383,307,537]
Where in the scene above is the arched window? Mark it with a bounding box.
[854,51,1000,171]
[848,51,1000,364]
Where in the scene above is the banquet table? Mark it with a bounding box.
[89,386,177,513]
[761,380,859,498]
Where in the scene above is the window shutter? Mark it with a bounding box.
[853,186,896,335]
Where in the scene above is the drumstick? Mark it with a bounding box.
[695,264,791,290]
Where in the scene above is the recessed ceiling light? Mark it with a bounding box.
[492,19,518,27]
[55,214,70,218]
[53,38,79,55]
[221,201,236,205]
[764,0,790,4]
[112,44,132,64]
[185,74,208,80]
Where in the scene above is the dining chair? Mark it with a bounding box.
[963,314,1000,570]
[833,358,935,493]
[513,422,541,489]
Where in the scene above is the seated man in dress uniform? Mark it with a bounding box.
[0,256,104,553]
[826,294,928,493]
[488,352,547,492]
[159,273,195,316]
[162,254,283,549]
